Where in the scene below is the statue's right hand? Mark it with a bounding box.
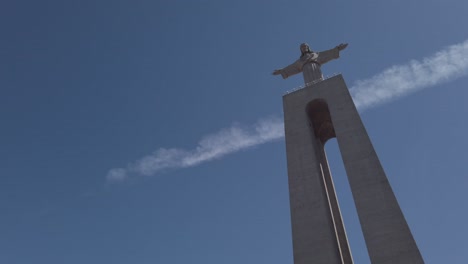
[272,69,282,75]
[337,43,348,51]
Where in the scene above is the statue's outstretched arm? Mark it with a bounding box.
[337,43,348,51]
[272,69,282,76]
[272,61,302,79]
[317,43,348,65]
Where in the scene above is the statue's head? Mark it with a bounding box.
[300,43,312,56]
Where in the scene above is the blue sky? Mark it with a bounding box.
[1,1,468,263]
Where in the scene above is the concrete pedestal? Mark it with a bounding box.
[283,75,424,264]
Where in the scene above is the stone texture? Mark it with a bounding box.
[282,75,424,264]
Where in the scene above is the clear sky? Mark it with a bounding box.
[1,1,468,263]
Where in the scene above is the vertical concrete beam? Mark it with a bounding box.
[324,75,424,264]
[283,75,424,264]
[283,81,352,264]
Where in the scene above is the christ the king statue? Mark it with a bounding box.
[273,43,348,84]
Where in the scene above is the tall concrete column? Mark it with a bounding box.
[283,75,424,264]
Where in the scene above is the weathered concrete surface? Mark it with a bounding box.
[282,75,424,264]
[283,77,353,264]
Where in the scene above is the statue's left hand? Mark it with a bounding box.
[272,69,282,75]
[337,43,348,51]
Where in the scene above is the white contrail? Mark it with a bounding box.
[107,117,284,182]
[107,39,468,182]
[351,39,468,110]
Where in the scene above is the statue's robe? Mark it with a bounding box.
[278,47,340,84]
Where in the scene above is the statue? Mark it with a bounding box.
[273,43,348,84]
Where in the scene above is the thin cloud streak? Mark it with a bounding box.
[107,39,468,182]
[107,117,284,182]
[351,39,468,110]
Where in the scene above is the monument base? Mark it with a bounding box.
[283,75,424,264]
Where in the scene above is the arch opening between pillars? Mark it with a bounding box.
[306,99,336,144]
[306,99,354,264]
